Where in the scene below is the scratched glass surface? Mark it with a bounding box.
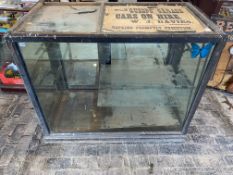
[19,42,213,133]
[17,5,100,33]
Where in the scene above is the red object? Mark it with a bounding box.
[0,63,24,90]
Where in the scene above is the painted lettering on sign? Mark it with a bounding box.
[216,20,233,33]
[102,5,210,33]
[212,17,233,41]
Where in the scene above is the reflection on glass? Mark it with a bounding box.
[19,42,213,133]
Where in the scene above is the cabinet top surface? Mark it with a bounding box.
[10,2,219,36]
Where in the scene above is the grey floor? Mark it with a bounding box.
[1,89,233,174]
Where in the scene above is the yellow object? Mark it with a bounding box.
[2,23,11,28]
[5,69,14,78]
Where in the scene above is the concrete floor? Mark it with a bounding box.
[0,89,233,174]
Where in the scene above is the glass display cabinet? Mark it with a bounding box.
[6,1,225,140]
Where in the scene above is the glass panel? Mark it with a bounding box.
[181,43,213,113]
[17,4,100,33]
[19,42,213,132]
